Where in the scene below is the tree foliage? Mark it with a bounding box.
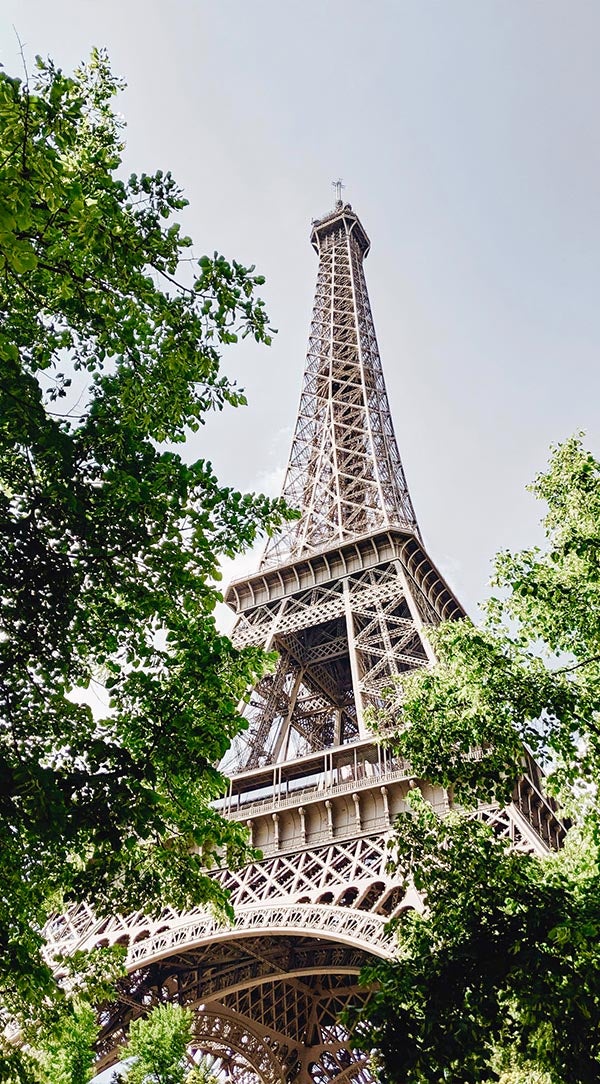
[28,1000,218,1084]
[33,1002,98,1084]
[118,1004,208,1084]
[384,437,600,806]
[0,49,291,1077]
[354,438,600,1083]
[19,947,125,1084]
[353,796,600,1083]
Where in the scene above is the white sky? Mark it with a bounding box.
[2,1,600,619]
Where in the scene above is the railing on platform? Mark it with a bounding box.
[226,762,413,821]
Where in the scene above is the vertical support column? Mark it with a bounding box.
[271,665,305,763]
[325,799,334,839]
[394,558,437,666]
[352,792,361,831]
[343,578,367,736]
[380,786,390,824]
[298,807,306,846]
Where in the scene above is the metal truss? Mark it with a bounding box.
[225,534,461,772]
[94,944,375,1084]
[45,783,562,972]
[46,830,410,965]
[68,824,411,1084]
[261,204,418,569]
[46,203,568,1084]
[48,790,562,1084]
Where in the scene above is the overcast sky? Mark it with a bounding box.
[3,1,600,621]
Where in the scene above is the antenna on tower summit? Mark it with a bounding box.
[332,178,345,206]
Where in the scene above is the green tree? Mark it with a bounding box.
[24,946,126,1084]
[353,796,600,1083]
[383,436,600,806]
[352,438,600,1083]
[32,1002,99,1084]
[118,1004,217,1084]
[0,49,291,1078]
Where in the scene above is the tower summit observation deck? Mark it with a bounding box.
[48,200,565,1084]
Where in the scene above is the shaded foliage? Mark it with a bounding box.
[0,49,292,1078]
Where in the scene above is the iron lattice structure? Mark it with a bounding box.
[261,204,418,570]
[46,201,566,1084]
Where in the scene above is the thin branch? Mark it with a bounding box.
[13,27,30,177]
[0,142,22,171]
[556,654,600,676]
[152,264,194,295]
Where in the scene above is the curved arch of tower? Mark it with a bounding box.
[46,201,566,1084]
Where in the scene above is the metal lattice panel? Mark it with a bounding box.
[216,834,395,908]
[95,941,375,1084]
[261,204,418,569]
[228,558,433,771]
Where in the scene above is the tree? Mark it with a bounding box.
[353,796,600,1083]
[352,438,600,1083]
[33,1002,98,1084]
[118,1004,218,1084]
[0,49,291,1078]
[383,436,600,806]
[29,1000,219,1084]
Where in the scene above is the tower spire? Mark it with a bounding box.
[261,202,419,570]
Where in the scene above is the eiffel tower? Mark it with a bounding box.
[47,198,565,1084]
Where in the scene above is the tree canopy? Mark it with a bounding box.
[387,437,600,806]
[118,1003,218,1084]
[0,48,290,1078]
[353,438,600,1083]
[354,796,600,1084]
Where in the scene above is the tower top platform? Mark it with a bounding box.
[310,202,371,258]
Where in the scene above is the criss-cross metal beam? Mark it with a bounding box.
[261,203,419,570]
